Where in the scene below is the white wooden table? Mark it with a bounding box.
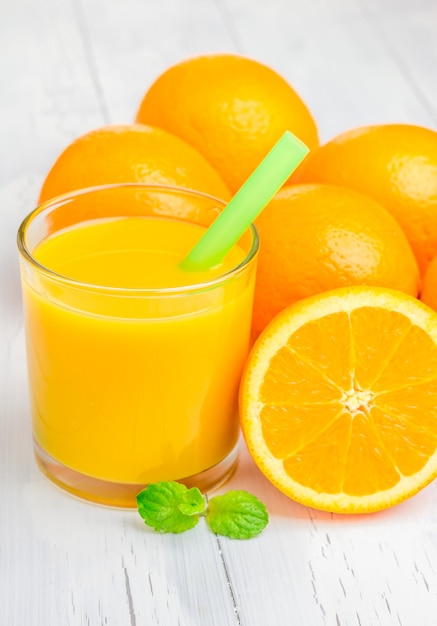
[2,1,437,624]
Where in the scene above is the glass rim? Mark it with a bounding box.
[17,182,259,296]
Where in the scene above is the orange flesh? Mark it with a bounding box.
[259,308,437,496]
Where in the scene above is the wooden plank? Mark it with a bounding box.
[1,0,104,185]
[71,0,238,123]
[219,444,437,625]
[359,0,437,127]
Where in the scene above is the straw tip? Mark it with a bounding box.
[281,130,310,156]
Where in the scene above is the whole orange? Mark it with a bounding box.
[135,54,319,192]
[420,255,437,311]
[291,124,437,274]
[38,124,231,203]
[252,184,420,338]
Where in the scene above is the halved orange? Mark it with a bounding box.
[240,286,437,513]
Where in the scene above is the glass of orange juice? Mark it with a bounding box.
[17,184,258,507]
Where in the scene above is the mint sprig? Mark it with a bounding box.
[136,481,268,539]
[137,481,206,534]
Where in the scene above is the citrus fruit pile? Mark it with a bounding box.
[38,52,437,514]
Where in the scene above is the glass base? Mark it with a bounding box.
[33,439,239,508]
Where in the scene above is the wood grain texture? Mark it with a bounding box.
[2,0,437,624]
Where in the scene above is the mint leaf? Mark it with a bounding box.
[206,490,268,539]
[137,481,206,534]
[178,487,206,516]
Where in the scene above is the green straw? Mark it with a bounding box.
[180,131,309,271]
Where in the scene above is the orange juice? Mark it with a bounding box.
[18,185,258,506]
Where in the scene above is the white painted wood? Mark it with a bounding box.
[72,0,238,124]
[2,0,437,624]
[220,445,437,625]
[361,0,437,127]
